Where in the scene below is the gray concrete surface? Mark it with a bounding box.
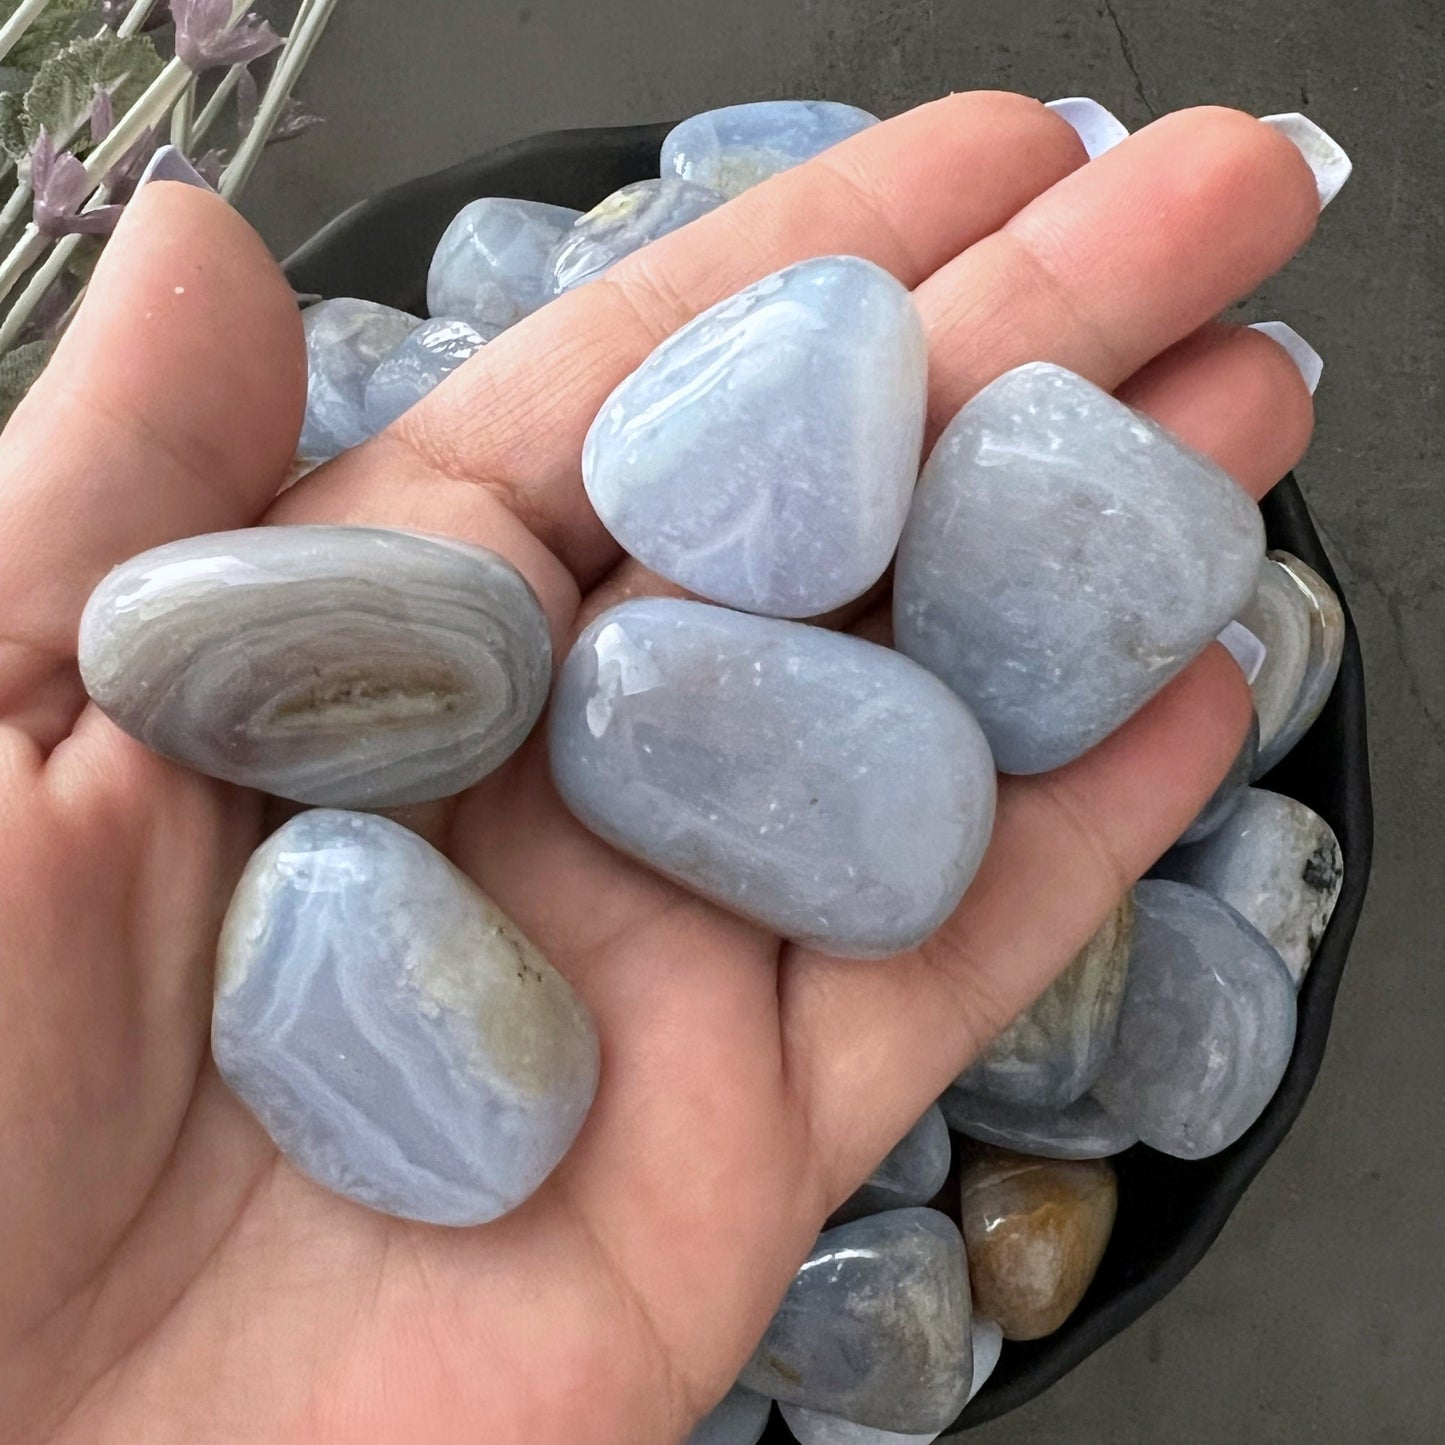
[242,1,1444,1439]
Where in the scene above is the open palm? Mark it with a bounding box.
[0,93,1323,1445]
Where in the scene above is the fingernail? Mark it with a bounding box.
[1259,113,1352,208]
[1249,321,1323,394]
[1044,97,1130,159]
[135,144,215,193]
[1218,620,1268,684]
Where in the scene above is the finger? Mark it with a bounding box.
[0,185,305,746]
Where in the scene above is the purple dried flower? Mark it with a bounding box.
[105,125,163,202]
[172,0,284,72]
[268,96,324,143]
[89,88,115,147]
[30,130,125,238]
[194,147,225,187]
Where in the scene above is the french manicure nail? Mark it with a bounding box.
[1249,321,1323,394]
[1259,113,1351,208]
[136,144,215,193]
[1218,620,1268,685]
[1044,97,1130,159]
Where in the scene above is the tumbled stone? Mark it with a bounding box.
[830,1104,951,1225]
[895,363,1265,773]
[584,256,927,617]
[958,1148,1117,1341]
[79,526,552,808]
[780,1401,938,1444]
[426,196,580,332]
[363,317,487,432]
[1154,789,1343,984]
[1253,551,1345,775]
[298,297,420,462]
[211,811,599,1226]
[1092,881,1297,1159]
[955,898,1131,1109]
[549,598,995,956]
[967,1318,1004,1403]
[1176,713,1260,846]
[689,1386,772,1445]
[549,177,727,293]
[662,100,880,196]
[739,1208,973,1433]
[939,1087,1137,1160]
[1235,557,1311,772]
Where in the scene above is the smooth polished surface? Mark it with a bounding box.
[688,1387,773,1445]
[1093,881,1297,1160]
[1176,713,1260,846]
[363,316,486,431]
[211,811,599,1226]
[955,898,1131,1109]
[895,363,1265,773]
[1155,789,1344,985]
[830,1104,951,1225]
[79,526,553,808]
[549,598,996,956]
[584,256,927,617]
[968,1319,1005,1403]
[661,99,879,195]
[739,1208,973,1433]
[1236,557,1312,768]
[298,296,420,461]
[425,196,579,330]
[939,1087,1138,1161]
[779,1402,937,1444]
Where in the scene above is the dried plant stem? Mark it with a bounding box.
[171,78,195,150]
[0,0,53,67]
[192,62,246,145]
[0,217,86,351]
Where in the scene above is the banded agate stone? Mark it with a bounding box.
[895,363,1265,773]
[211,811,599,1226]
[584,256,927,617]
[739,1209,974,1433]
[549,598,996,957]
[79,526,552,808]
[830,1104,951,1225]
[662,100,879,196]
[939,1087,1138,1161]
[363,317,486,431]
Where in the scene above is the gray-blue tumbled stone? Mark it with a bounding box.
[78,526,552,808]
[549,178,727,293]
[299,297,420,462]
[212,811,599,1226]
[548,598,996,957]
[1092,880,1297,1160]
[362,317,487,432]
[739,1208,973,1433]
[895,363,1266,774]
[688,1386,772,1445]
[938,1087,1137,1160]
[780,1401,939,1444]
[1176,712,1260,846]
[584,256,927,617]
[662,100,880,197]
[830,1104,951,1225]
[426,197,580,332]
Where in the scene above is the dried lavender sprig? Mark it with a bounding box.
[0,215,91,351]
[0,0,54,67]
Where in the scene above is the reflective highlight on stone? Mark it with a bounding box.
[895,363,1265,773]
[550,599,996,956]
[830,1104,951,1225]
[211,811,599,1226]
[426,197,580,332]
[299,298,420,461]
[1176,713,1259,846]
[1154,788,1343,985]
[939,1087,1137,1160]
[1236,557,1311,769]
[363,317,487,432]
[662,100,879,196]
[549,178,727,293]
[584,256,927,617]
[959,1148,1117,1341]
[739,1208,973,1433]
[1092,881,1297,1159]
[780,1402,938,1444]
[955,898,1131,1109]
[79,526,553,808]
[688,1386,772,1445]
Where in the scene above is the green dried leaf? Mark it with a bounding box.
[19,32,164,152]
[0,87,27,160]
[3,0,94,72]
[0,337,56,428]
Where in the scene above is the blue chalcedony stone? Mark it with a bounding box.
[549,178,727,293]
[662,100,880,196]
[1092,880,1296,1160]
[211,811,599,1226]
[426,197,580,332]
[739,1208,974,1433]
[938,1086,1137,1161]
[780,1400,939,1444]
[830,1104,951,1225]
[548,598,996,957]
[299,298,420,462]
[363,317,487,432]
[584,256,927,617]
[894,363,1265,773]
[687,1386,772,1445]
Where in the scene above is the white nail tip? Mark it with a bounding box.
[1259,113,1352,208]
[1250,322,1324,394]
[1045,97,1131,159]
[1218,620,1268,685]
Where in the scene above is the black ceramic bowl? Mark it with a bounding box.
[285,124,1375,1434]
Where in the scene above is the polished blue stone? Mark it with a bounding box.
[688,1386,772,1445]
[938,1086,1137,1160]
[830,1104,951,1225]
[363,317,486,432]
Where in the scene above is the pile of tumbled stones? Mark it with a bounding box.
[75,101,1347,1445]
